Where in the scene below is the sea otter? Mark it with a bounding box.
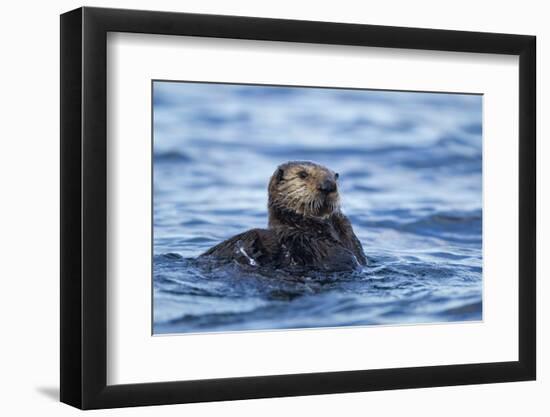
[200,161,367,272]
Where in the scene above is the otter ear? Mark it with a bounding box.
[276,168,284,182]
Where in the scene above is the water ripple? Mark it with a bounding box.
[152,82,483,334]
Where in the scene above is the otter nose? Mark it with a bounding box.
[319,179,337,193]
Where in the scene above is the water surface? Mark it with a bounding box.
[153,82,483,334]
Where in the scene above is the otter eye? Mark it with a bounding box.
[298,171,308,179]
[334,173,340,180]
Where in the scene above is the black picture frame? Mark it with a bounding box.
[60,6,536,410]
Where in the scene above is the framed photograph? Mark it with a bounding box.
[60,6,536,409]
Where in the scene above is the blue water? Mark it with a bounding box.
[153,81,482,334]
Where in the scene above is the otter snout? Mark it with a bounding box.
[319,178,337,194]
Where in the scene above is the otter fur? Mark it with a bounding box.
[200,161,367,272]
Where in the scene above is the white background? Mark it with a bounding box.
[0,0,546,416]
[108,34,518,384]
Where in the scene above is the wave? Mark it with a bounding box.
[153,150,193,162]
[151,82,483,334]
[156,138,481,173]
[356,209,481,243]
[153,250,482,333]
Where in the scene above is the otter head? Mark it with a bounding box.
[268,161,341,226]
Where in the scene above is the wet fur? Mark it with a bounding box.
[200,161,367,272]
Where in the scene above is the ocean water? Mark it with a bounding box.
[153,81,482,334]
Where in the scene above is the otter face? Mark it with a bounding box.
[268,161,341,218]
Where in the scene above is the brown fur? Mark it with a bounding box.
[200,161,367,272]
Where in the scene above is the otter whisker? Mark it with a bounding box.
[312,197,320,211]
